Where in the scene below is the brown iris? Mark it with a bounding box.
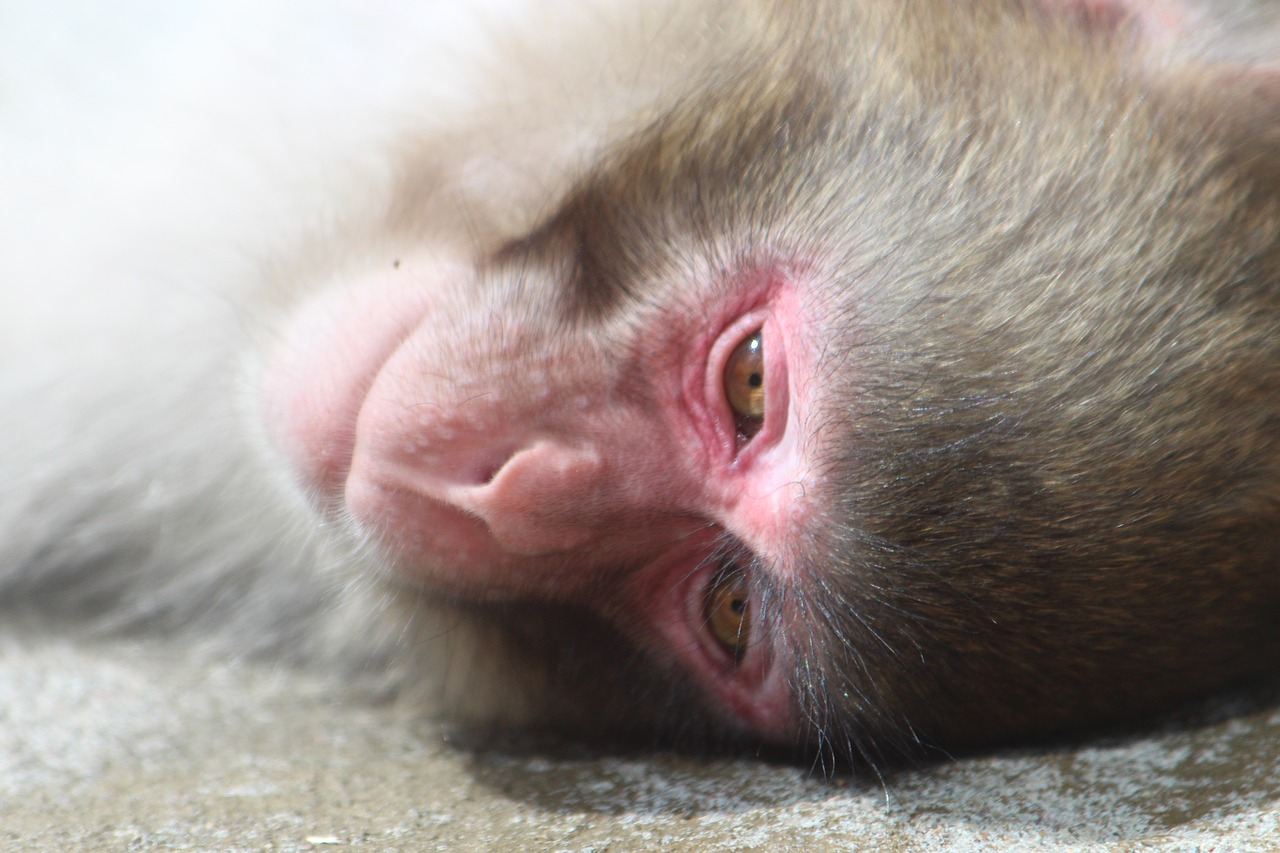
[724,330,764,440]
[705,568,751,662]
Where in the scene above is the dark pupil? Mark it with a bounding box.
[748,373,762,388]
[730,598,746,615]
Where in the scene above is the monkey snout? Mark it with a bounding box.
[454,441,606,555]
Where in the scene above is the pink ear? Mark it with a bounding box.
[1025,0,1280,159]
[1039,0,1280,87]
[1035,0,1192,41]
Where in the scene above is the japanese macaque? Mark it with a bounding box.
[2,0,1279,768]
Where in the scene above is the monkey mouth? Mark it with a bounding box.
[261,256,457,499]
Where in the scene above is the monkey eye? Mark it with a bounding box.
[704,566,752,663]
[723,330,765,442]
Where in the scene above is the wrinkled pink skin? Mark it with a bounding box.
[263,251,819,736]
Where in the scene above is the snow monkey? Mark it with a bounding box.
[2,0,1279,766]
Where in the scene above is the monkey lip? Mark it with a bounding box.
[262,257,459,498]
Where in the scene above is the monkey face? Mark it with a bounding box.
[259,0,1280,761]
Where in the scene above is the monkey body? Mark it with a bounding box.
[2,0,1279,765]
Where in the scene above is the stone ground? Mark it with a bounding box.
[2,640,1279,852]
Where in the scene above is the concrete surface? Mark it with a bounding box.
[2,639,1279,852]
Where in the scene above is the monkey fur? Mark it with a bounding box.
[2,0,1279,768]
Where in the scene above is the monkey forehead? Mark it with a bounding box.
[572,4,1200,233]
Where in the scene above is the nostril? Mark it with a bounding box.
[479,461,502,485]
[440,445,515,488]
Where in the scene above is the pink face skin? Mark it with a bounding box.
[262,250,819,740]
